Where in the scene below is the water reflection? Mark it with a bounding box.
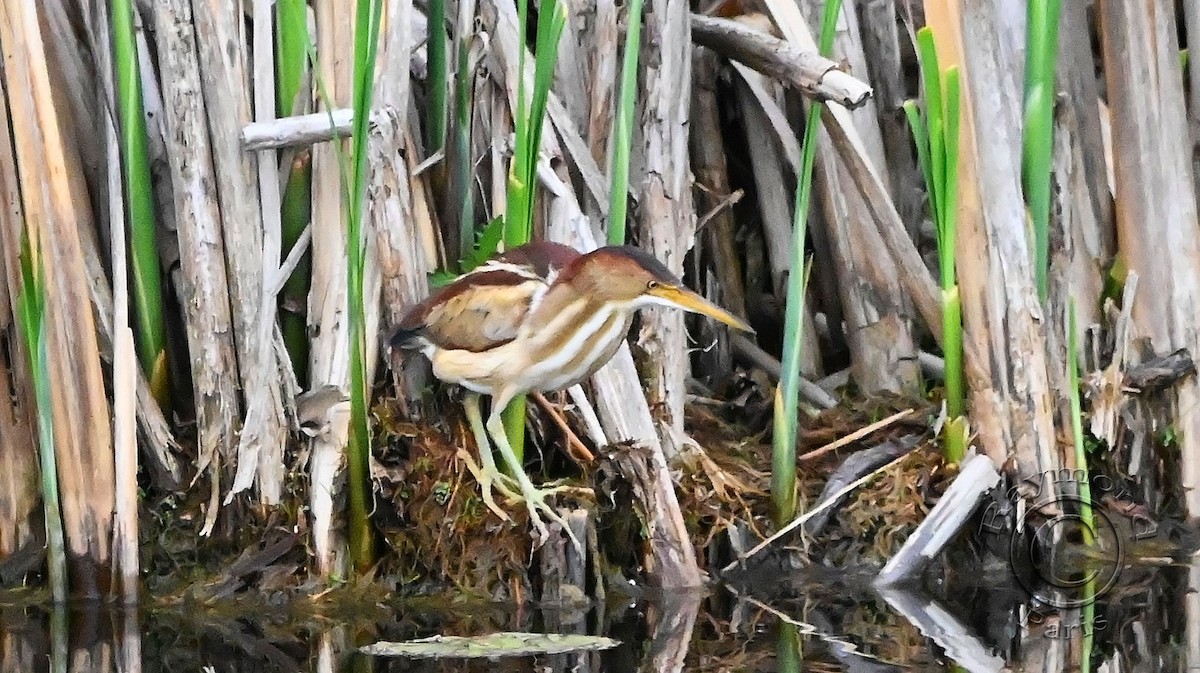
[0,557,1196,672]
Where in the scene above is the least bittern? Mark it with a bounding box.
[391,242,752,549]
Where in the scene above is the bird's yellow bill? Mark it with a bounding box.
[650,286,754,333]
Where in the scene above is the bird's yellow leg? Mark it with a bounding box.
[462,392,520,521]
[486,392,590,555]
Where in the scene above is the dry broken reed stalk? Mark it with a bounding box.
[150,0,242,533]
[923,0,1061,493]
[1,0,117,599]
[98,0,143,605]
[1097,0,1200,517]
[306,0,359,577]
[0,30,39,569]
[186,0,291,511]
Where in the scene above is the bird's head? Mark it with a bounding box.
[571,246,754,332]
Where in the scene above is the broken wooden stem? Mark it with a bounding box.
[241,108,385,150]
[1124,347,1196,394]
[875,452,1001,587]
[731,334,837,409]
[690,14,873,109]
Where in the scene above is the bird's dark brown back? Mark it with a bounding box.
[493,241,582,278]
[391,241,582,352]
[392,268,544,352]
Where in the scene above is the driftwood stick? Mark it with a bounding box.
[875,452,1001,587]
[690,14,872,109]
[241,109,381,150]
[731,335,837,409]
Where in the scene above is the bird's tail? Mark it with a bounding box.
[389,327,425,351]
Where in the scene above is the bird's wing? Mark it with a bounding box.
[398,268,545,352]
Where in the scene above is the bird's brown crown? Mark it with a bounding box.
[554,245,684,301]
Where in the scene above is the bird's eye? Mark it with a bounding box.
[646,280,659,290]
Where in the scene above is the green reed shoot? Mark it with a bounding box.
[1081,576,1096,670]
[1068,299,1095,545]
[279,153,313,381]
[112,0,170,409]
[275,0,307,116]
[775,622,802,673]
[17,230,66,603]
[772,0,841,527]
[505,0,568,245]
[1022,0,1061,302]
[501,0,568,464]
[606,0,645,244]
[276,0,312,381]
[905,28,966,464]
[344,0,385,572]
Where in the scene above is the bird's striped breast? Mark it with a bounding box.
[521,299,634,392]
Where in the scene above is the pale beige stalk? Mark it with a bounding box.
[307,0,357,576]
[0,49,38,560]
[189,0,289,507]
[633,0,695,460]
[924,0,1060,489]
[150,0,242,531]
[1097,0,1200,518]
[89,0,140,604]
[1,0,117,596]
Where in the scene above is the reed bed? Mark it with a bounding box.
[0,0,1198,610]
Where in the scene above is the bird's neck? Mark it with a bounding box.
[522,295,636,391]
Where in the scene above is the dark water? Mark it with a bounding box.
[1,558,1196,672]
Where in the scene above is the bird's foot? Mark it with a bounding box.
[515,480,592,556]
[457,449,521,522]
